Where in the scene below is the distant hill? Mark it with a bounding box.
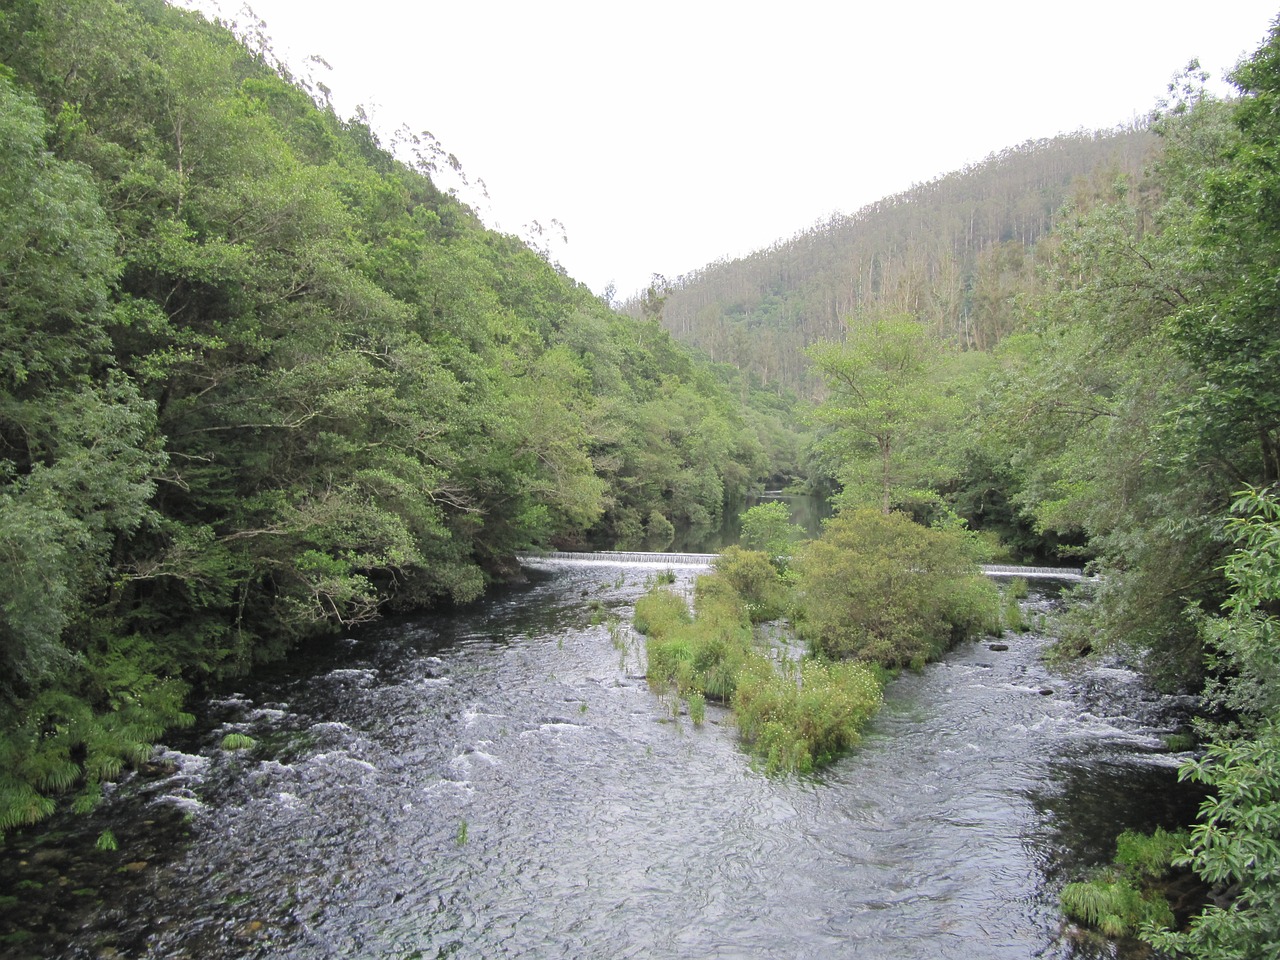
[627,127,1156,393]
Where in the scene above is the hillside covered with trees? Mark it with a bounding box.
[0,0,787,832]
[630,126,1156,394]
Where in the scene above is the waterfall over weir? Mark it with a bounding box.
[520,550,1089,580]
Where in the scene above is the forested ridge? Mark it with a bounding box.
[0,0,789,831]
[629,125,1157,393]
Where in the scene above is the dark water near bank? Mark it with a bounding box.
[669,490,833,552]
[1,562,1200,959]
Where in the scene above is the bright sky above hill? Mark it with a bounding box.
[186,1,1278,298]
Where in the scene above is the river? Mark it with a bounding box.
[0,558,1200,959]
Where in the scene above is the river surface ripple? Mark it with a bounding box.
[2,561,1200,959]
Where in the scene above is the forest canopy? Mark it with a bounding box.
[0,0,782,832]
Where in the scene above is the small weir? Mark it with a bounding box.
[521,550,1089,580]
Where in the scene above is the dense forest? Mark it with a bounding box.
[0,0,793,834]
[627,126,1157,394]
[5,0,1280,954]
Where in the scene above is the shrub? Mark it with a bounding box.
[1003,592,1027,633]
[688,692,706,726]
[637,580,751,701]
[710,547,786,621]
[634,567,884,773]
[793,508,1000,667]
[633,589,690,640]
[1115,827,1187,880]
[1061,876,1175,938]
[1060,827,1188,939]
[733,656,883,773]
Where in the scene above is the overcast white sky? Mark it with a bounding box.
[189,1,1278,298]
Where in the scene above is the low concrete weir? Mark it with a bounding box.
[519,551,1089,580]
[981,563,1090,580]
[520,550,719,568]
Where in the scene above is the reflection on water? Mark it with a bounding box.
[670,491,833,553]
[0,565,1198,959]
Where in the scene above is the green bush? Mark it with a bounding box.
[634,566,884,773]
[633,589,690,639]
[712,546,787,622]
[1003,592,1027,633]
[688,692,706,726]
[637,580,749,701]
[1115,827,1188,880]
[733,656,883,773]
[793,508,1000,667]
[1060,827,1187,939]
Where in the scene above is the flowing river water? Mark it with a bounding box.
[1,558,1202,959]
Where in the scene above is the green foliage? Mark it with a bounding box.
[640,577,752,703]
[0,0,775,827]
[963,85,1254,669]
[635,566,884,772]
[808,316,961,514]
[1197,487,1280,721]
[1150,722,1280,959]
[1115,827,1188,881]
[1061,828,1186,939]
[1061,876,1175,939]
[687,691,706,727]
[632,589,691,640]
[1146,487,1280,959]
[95,829,118,852]
[220,733,257,751]
[738,501,805,569]
[712,546,787,622]
[732,657,883,774]
[1003,592,1027,634]
[644,510,675,550]
[793,508,1000,667]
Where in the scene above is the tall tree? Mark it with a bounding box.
[808,315,958,513]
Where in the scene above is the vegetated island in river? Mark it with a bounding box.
[635,506,1003,774]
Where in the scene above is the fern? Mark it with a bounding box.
[0,779,56,833]
[1061,874,1174,937]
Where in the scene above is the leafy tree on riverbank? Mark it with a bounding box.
[807,315,963,514]
[1145,488,1280,959]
